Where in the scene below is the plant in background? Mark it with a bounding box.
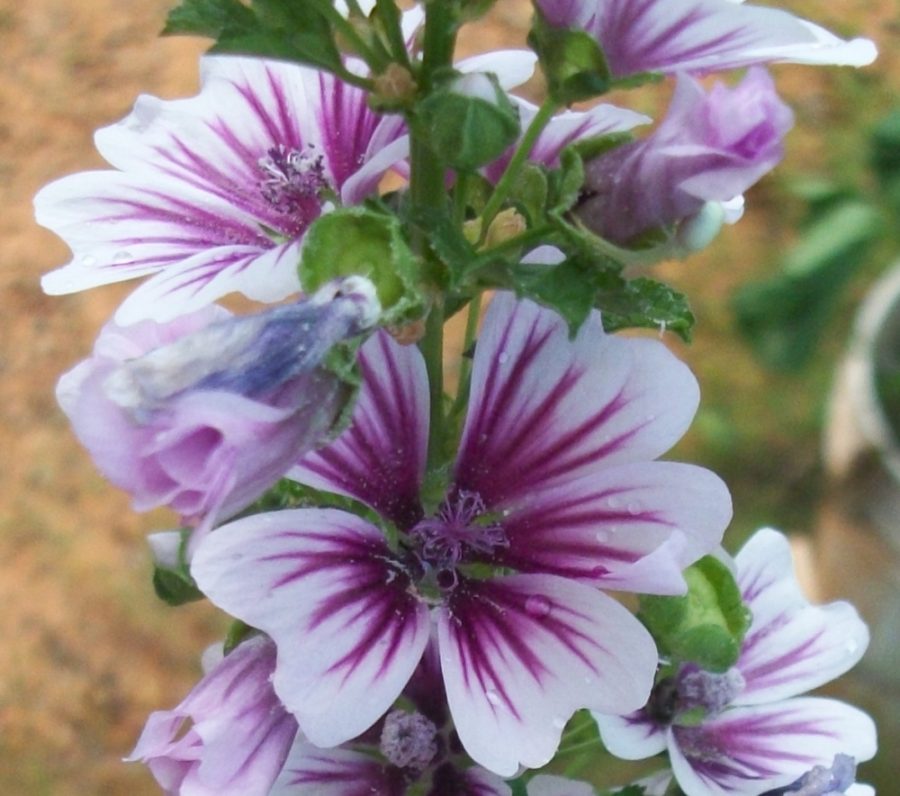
[35,0,879,793]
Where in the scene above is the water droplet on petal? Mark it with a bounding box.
[112,250,133,265]
[607,496,620,509]
[525,594,551,618]
[498,351,510,364]
[79,254,96,267]
[485,689,502,706]
[626,502,640,516]
[595,530,611,544]
[551,716,567,730]
[845,639,859,656]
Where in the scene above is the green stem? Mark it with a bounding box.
[409,0,458,471]
[449,293,481,420]
[306,0,387,71]
[478,98,558,243]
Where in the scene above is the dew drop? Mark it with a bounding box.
[583,675,594,685]
[485,689,502,706]
[551,716,567,730]
[845,639,859,656]
[79,254,96,267]
[498,351,510,364]
[595,530,610,544]
[626,502,640,516]
[607,496,620,509]
[525,594,551,618]
[112,250,134,265]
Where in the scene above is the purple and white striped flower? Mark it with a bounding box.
[534,0,876,79]
[578,67,793,246]
[57,276,379,537]
[36,55,409,324]
[593,528,877,796]
[191,293,732,775]
[128,635,298,796]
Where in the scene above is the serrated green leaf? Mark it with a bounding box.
[596,277,695,342]
[163,0,254,36]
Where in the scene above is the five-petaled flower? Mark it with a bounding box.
[190,293,732,776]
[593,528,877,796]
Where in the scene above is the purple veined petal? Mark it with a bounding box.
[668,697,877,796]
[290,331,429,529]
[582,0,876,78]
[495,461,731,595]
[428,762,513,796]
[112,239,302,325]
[191,508,431,747]
[592,709,668,761]
[270,741,405,796]
[456,50,539,90]
[128,636,298,796]
[455,293,700,507]
[733,529,869,704]
[437,573,657,776]
[484,100,650,183]
[527,774,596,796]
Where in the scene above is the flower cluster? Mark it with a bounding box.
[37,0,878,793]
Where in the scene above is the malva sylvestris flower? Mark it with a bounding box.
[190,293,732,776]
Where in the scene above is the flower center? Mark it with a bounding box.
[257,144,331,232]
[647,665,745,725]
[380,710,439,772]
[409,491,508,592]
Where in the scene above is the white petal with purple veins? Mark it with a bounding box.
[291,331,429,529]
[191,509,431,747]
[669,697,877,796]
[592,710,668,760]
[455,294,699,506]
[437,573,656,775]
[585,0,876,78]
[271,742,404,796]
[735,529,869,703]
[496,460,731,594]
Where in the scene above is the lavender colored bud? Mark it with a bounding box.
[127,636,297,796]
[57,277,380,536]
[578,67,793,246]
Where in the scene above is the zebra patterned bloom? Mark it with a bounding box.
[191,293,732,775]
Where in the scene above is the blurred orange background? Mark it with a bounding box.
[1,0,897,792]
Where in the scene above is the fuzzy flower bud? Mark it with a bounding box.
[577,67,793,246]
[57,277,380,537]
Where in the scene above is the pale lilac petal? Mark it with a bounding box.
[437,573,656,775]
[291,331,429,528]
[734,529,869,703]
[669,698,877,796]
[527,774,596,796]
[592,710,668,760]
[455,293,699,507]
[583,0,876,78]
[191,509,431,746]
[271,742,405,796]
[495,461,731,594]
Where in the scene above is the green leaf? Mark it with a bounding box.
[639,556,752,672]
[163,0,253,36]
[165,0,343,74]
[547,146,585,214]
[300,207,424,324]
[509,163,550,225]
[596,276,695,342]
[151,529,204,606]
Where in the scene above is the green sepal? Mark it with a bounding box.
[417,73,521,171]
[548,146,585,214]
[151,529,204,606]
[508,780,529,796]
[509,163,550,225]
[299,206,424,325]
[164,0,343,75]
[528,14,611,104]
[596,276,695,342]
[639,556,752,673]
[223,620,253,655]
